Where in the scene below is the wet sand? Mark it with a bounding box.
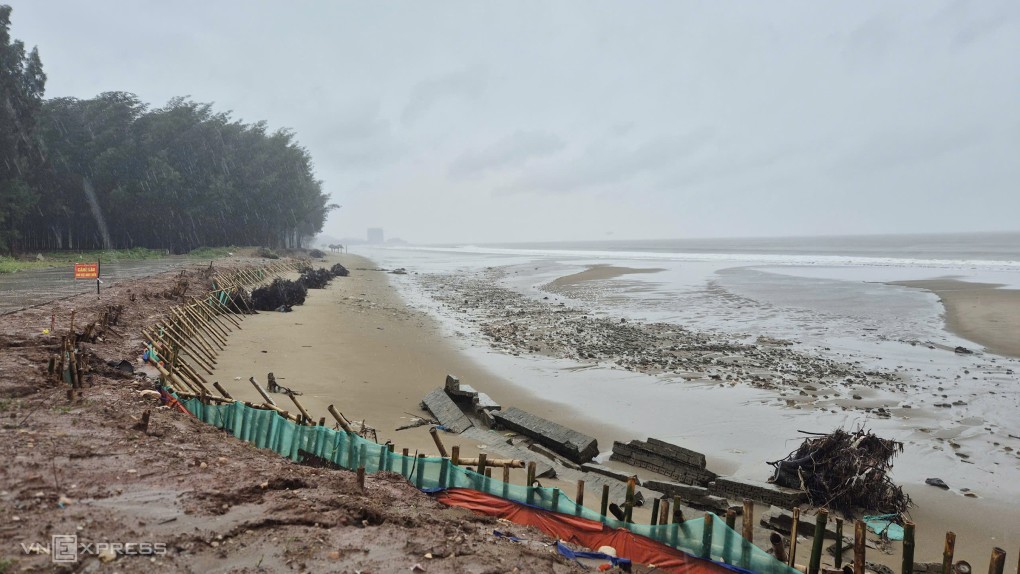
[545,264,666,289]
[892,279,1020,357]
[211,254,635,497]
[211,256,1018,567]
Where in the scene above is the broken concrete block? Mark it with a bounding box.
[421,388,472,433]
[610,439,717,486]
[492,407,599,464]
[710,478,807,508]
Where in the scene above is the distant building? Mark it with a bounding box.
[367,228,384,244]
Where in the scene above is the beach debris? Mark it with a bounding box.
[444,374,502,426]
[925,477,950,490]
[610,438,716,486]
[768,428,911,517]
[299,267,333,289]
[308,249,326,258]
[954,346,974,354]
[492,407,598,464]
[251,278,307,311]
[330,263,350,277]
[396,414,438,431]
[391,267,408,275]
[421,388,473,433]
[266,372,301,395]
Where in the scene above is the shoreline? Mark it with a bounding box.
[891,278,1020,358]
[212,254,1019,568]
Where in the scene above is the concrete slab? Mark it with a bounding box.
[421,388,473,434]
[492,407,599,464]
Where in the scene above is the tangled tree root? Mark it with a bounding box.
[768,427,911,517]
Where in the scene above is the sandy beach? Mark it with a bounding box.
[892,278,1020,358]
[210,255,1019,569]
[211,255,636,508]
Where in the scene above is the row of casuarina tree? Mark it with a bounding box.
[1,6,336,255]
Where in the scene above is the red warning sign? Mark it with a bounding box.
[73,263,99,279]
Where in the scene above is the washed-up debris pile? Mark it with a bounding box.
[768,428,910,517]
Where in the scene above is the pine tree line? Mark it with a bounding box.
[1,6,335,254]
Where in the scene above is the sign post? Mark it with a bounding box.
[73,262,101,299]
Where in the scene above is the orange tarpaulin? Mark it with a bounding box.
[435,488,737,574]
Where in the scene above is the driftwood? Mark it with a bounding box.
[251,278,307,311]
[768,428,910,517]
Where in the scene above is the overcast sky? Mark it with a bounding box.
[10,1,1020,244]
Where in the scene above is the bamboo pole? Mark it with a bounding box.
[790,507,801,567]
[249,377,277,406]
[456,457,522,467]
[942,532,956,574]
[162,317,217,366]
[771,532,788,564]
[450,446,460,466]
[429,426,449,458]
[190,299,232,338]
[600,485,610,520]
[901,521,915,574]
[835,518,844,569]
[212,382,233,399]
[575,480,585,508]
[651,498,660,526]
[623,476,637,523]
[203,295,243,328]
[476,453,487,479]
[989,548,1006,574]
[854,520,866,574]
[674,496,683,524]
[742,499,754,542]
[702,513,714,559]
[173,307,222,355]
[327,404,353,432]
[150,323,215,374]
[809,509,829,574]
[286,392,313,424]
[659,498,670,526]
[182,304,228,347]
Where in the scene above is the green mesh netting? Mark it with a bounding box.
[181,397,797,574]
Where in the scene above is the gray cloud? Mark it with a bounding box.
[503,129,716,195]
[9,0,1019,243]
[448,131,565,179]
[401,66,487,126]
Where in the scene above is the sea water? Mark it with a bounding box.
[350,233,1020,502]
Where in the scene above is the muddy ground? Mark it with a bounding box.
[0,263,601,573]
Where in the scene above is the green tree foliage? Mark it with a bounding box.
[1,6,334,254]
[0,4,46,253]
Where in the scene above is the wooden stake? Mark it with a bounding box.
[286,392,313,425]
[702,513,714,558]
[835,517,844,569]
[600,485,610,520]
[429,426,448,458]
[771,531,788,564]
[790,507,801,567]
[212,381,233,399]
[901,521,915,574]
[673,496,683,524]
[624,476,636,523]
[450,445,460,466]
[249,377,277,406]
[988,548,1006,574]
[327,404,353,432]
[650,498,660,526]
[356,466,365,491]
[575,480,585,507]
[742,499,754,542]
[809,509,829,574]
[942,532,956,574]
[854,520,866,574]
[476,453,487,478]
[659,498,670,526]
